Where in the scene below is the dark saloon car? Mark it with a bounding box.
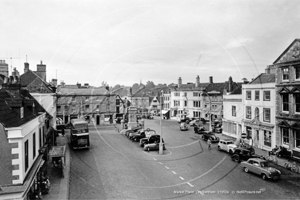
[194,125,207,134]
[202,132,219,143]
[139,135,164,147]
[130,129,146,141]
[231,148,259,162]
[241,158,281,180]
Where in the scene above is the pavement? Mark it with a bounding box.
[40,121,300,200]
[42,134,70,200]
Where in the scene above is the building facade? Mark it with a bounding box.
[273,39,300,158]
[242,71,276,151]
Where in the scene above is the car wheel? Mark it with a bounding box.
[244,167,249,173]
[232,155,240,162]
[229,149,233,154]
[262,174,267,180]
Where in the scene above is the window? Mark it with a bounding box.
[212,105,217,110]
[232,106,236,117]
[263,91,270,101]
[174,100,180,106]
[193,111,200,117]
[282,128,289,145]
[295,93,300,113]
[64,105,69,111]
[184,101,187,107]
[246,106,251,119]
[25,140,28,172]
[193,101,201,107]
[174,92,180,97]
[57,106,61,112]
[255,91,259,101]
[283,67,289,80]
[282,93,289,112]
[246,91,251,100]
[193,92,198,97]
[153,100,157,103]
[33,133,36,159]
[294,129,300,149]
[263,108,270,122]
[295,66,300,80]
[264,130,272,147]
[255,107,259,120]
[183,92,187,97]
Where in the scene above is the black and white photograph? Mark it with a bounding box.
[0,0,300,200]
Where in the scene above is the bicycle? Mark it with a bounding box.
[267,155,278,164]
[284,161,300,173]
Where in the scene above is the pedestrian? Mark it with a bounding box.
[207,138,212,150]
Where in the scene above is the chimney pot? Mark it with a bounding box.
[209,76,213,83]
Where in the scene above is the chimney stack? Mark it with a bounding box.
[24,62,29,73]
[36,61,46,82]
[209,76,213,83]
[195,75,200,87]
[178,77,182,88]
[228,76,233,93]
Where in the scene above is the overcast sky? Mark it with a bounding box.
[1,0,300,87]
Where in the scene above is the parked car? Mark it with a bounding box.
[217,139,236,153]
[231,148,259,162]
[180,122,189,131]
[130,129,146,141]
[241,158,281,180]
[202,132,219,143]
[125,130,134,137]
[143,142,166,151]
[139,135,163,147]
[194,125,207,134]
[276,146,293,159]
[177,117,191,123]
[189,119,201,126]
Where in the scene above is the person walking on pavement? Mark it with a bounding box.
[207,138,212,150]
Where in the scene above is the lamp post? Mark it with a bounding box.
[159,90,164,155]
[201,91,212,131]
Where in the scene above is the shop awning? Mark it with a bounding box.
[162,110,169,114]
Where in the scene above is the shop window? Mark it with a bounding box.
[294,129,300,149]
[295,93,300,113]
[246,91,251,100]
[282,93,289,112]
[282,67,289,81]
[246,106,251,119]
[232,106,236,117]
[255,91,259,101]
[25,140,29,172]
[263,91,270,101]
[263,108,270,122]
[264,130,271,147]
[282,128,289,145]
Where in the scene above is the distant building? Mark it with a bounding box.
[0,60,9,77]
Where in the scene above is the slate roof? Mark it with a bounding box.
[57,87,108,95]
[249,73,275,84]
[0,88,47,128]
[20,70,54,93]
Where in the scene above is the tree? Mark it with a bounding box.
[132,83,140,94]
[145,81,155,89]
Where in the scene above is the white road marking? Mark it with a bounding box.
[168,140,199,149]
[172,171,177,174]
[187,182,194,187]
[159,162,163,164]
[153,158,157,160]
[165,166,169,169]
[179,176,184,180]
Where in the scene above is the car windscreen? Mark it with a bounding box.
[72,123,88,134]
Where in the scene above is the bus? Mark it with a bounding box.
[70,118,90,149]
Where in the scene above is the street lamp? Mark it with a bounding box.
[201,91,212,131]
[159,90,164,155]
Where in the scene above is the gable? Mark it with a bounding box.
[27,77,53,93]
[274,39,300,64]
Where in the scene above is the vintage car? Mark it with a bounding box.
[143,142,166,151]
[189,119,201,126]
[194,125,207,134]
[202,132,219,143]
[129,129,146,141]
[217,139,236,153]
[180,122,189,131]
[231,148,258,162]
[241,158,281,180]
[139,135,163,147]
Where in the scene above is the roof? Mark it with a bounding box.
[0,88,47,128]
[273,38,300,64]
[57,87,108,95]
[20,70,55,93]
[249,73,275,84]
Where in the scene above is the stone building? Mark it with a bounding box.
[272,39,300,158]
